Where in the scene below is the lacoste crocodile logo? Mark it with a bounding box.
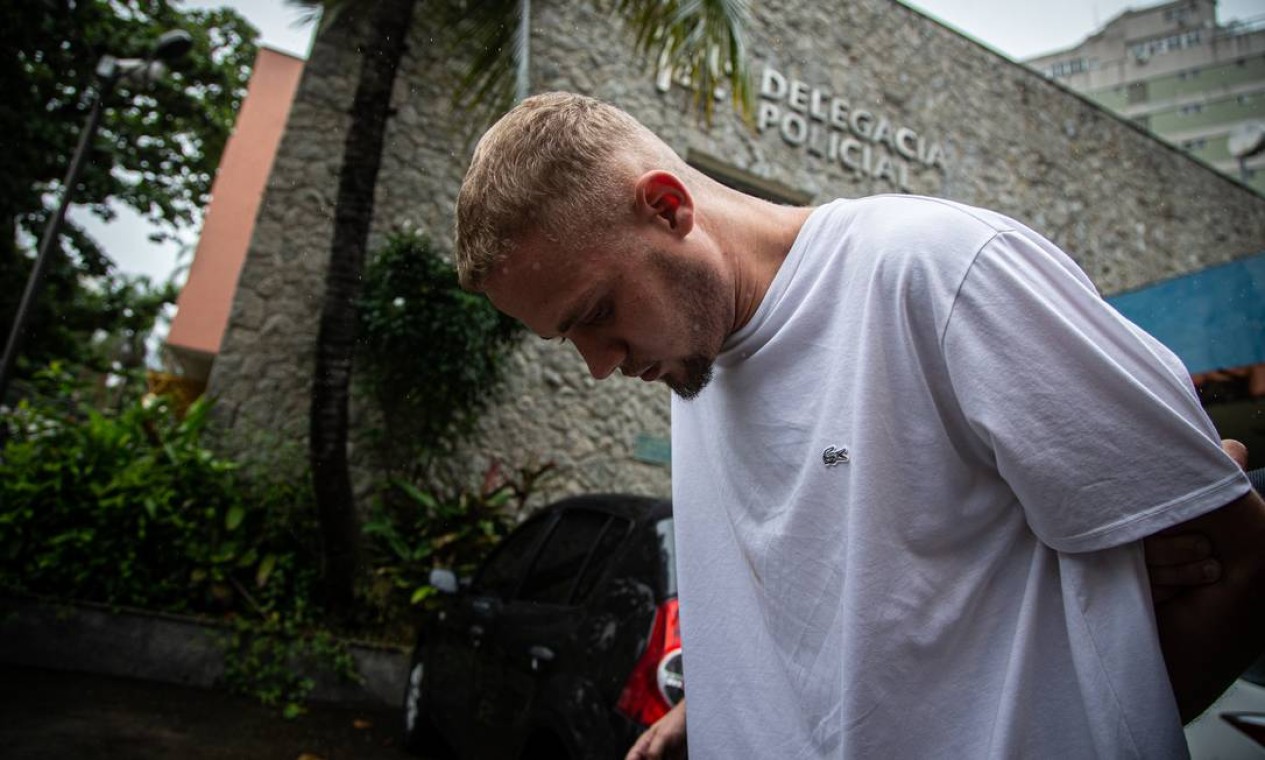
[822,446,850,467]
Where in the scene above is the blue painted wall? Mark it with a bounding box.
[1108,252,1265,375]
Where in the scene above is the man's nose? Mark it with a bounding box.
[572,333,624,380]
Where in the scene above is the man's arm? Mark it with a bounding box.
[1154,448,1265,722]
[1146,530,1219,604]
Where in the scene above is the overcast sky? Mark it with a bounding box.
[908,0,1262,59]
[81,0,1265,282]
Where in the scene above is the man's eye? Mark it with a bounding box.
[588,303,612,325]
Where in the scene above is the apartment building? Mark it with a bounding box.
[1028,0,1265,194]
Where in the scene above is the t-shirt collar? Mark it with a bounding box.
[716,200,843,367]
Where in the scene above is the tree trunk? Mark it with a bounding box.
[310,0,417,617]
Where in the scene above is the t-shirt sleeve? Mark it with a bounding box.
[941,228,1251,553]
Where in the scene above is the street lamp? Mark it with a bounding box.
[0,30,194,405]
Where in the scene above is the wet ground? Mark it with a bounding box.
[0,664,426,759]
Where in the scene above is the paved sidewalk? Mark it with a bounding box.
[0,664,424,759]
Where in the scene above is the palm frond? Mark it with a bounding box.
[448,0,522,119]
[453,0,753,126]
[285,0,351,33]
[615,0,754,124]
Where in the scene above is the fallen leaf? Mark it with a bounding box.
[353,718,373,730]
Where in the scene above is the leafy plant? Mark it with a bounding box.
[0,365,565,715]
[357,229,522,466]
[0,366,364,716]
[362,461,555,620]
[219,617,361,719]
[0,364,320,620]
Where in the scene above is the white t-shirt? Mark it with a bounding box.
[671,196,1251,759]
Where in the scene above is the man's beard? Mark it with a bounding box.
[667,355,714,400]
[646,244,727,401]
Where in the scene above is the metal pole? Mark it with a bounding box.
[0,86,109,405]
[515,0,531,103]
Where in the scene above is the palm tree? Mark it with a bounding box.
[456,0,755,121]
[289,0,755,617]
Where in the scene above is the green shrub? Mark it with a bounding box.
[0,364,555,715]
[0,364,320,620]
[357,230,522,465]
[0,366,362,716]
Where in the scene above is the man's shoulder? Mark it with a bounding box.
[809,195,1011,283]
[846,194,1014,233]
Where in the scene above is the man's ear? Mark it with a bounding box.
[634,171,693,236]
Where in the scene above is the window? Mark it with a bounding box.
[1181,137,1207,151]
[656,518,677,597]
[518,510,609,605]
[1164,5,1195,24]
[1130,30,1202,59]
[1050,58,1089,78]
[572,517,632,601]
[473,515,552,600]
[1180,102,1204,115]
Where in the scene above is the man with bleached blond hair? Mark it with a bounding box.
[455,91,1264,759]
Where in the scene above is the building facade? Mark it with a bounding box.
[203,0,1265,504]
[166,47,304,387]
[1027,0,1265,194]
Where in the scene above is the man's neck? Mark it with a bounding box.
[711,196,816,334]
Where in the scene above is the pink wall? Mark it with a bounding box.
[166,47,304,361]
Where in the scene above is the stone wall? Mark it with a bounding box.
[207,0,1265,506]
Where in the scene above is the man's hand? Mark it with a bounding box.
[1146,531,1219,603]
[1145,441,1247,603]
[626,699,687,760]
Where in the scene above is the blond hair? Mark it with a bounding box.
[455,92,679,291]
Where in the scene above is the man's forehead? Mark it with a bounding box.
[484,242,593,336]
[486,234,566,291]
